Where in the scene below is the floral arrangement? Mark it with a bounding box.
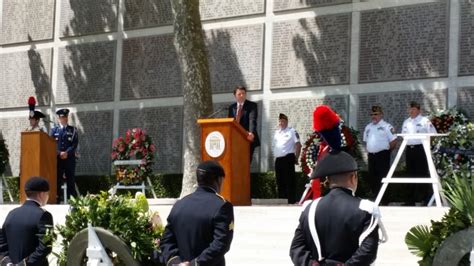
[430,108,473,179]
[429,108,468,133]
[54,192,164,265]
[0,138,8,176]
[112,128,156,185]
[300,122,361,176]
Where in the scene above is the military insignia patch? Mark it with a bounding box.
[229,221,234,231]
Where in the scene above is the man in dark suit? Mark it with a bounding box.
[50,108,79,203]
[228,86,260,162]
[0,176,54,266]
[290,151,380,266]
[160,160,234,266]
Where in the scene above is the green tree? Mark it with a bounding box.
[171,0,213,197]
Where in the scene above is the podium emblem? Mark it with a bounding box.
[205,131,225,158]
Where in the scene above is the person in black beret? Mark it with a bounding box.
[290,151,382,266]
[0,176,54,266]
[272,113,301,204]
[160,160,234,266]
[50,108,79,203]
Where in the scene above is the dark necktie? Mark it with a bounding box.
[236,104,242,123]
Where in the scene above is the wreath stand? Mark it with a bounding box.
[112,160,157,198]
[375,133,448,207]
[0,174,14,203]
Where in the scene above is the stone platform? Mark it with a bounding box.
[0,201,448,265]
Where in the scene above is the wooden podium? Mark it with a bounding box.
[197,118,251,206]
[20,131,57,204]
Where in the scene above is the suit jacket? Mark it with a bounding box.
[290,187,379,266]
[160,186,234,266]
[227,100,260,147]
[50,124,78,159]
[0,200,53,266]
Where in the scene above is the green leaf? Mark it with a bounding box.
[405,225,432,257]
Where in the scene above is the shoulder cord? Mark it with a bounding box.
[308,197,323,262]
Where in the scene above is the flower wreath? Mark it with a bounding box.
[0,138,9,176]
[111,128,156,185]
[430,108,473,179]
[300,122,361,176]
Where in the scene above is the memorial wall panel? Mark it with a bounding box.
[274,0,351,12]
[459,0,474,76]
[457,87,474,120]
[60,0,118,37]
[359,2,449,83]
[57,41,116,104]
[123,0,265,30]
[357,90,447,135]
[271,14,351,89]
[0,0,54,44]
[121,35,181,99]
[72,110,114,175]
[0,117,30,176]
[0,49,52,108]
[205,24,264,93]
[267,96,348,169]
[119,106,183,173]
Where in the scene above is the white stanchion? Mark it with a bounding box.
[375,133,448,207]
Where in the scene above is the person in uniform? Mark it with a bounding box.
[272,113,302,204]
[228,86,260,162]
[401,101,437,204]
[290,151,380,266]
[363,106,397,196]
[160,160,234,266]
[49,108,78,203]
[0,176,54,266]
[25,111,47,133]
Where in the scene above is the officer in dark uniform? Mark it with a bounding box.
[0,176,54,266]
[160,160,234,266]
[50,108,78,203]
[290,151,380,266]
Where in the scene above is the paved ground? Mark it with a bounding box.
[0,201,448,265]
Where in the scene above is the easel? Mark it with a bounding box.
[375,133,448,207]
[111,160,157,198]
[0,174,14,203]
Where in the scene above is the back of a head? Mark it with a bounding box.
[25,176,49,197]
[310,150,358,180]
[196,160,225,186]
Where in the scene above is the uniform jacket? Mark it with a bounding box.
[228,100,260,147]
[290,187,379,266]
[0,200,53,266]
[160,186,234,266]
[50,124,78,158]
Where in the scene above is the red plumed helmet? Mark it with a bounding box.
[313,105,340,132]
[28,96,36,106]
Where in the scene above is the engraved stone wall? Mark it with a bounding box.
[123,0,173,29]
[123,0,265,30]
[0,49,52,108]
[121,35,182,100]
[271,14,351,89]
[0,117,30,176]
[459,0,474,76]
[274,0,351,12]
[57,41,116,104]
[205,25,264,93]
[60,0,118,37]
[0,0,54,44]
[267,96,348,169]
[200,0,265,20]
[359,2,449,83]
[119,106,183,173]
[457,87,474,120]
[71,111,114,175]
[357,90,447,135]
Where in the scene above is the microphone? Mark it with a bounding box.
[205,106,227,119]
